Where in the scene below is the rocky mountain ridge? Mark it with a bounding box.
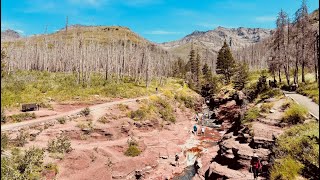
[159,26,273,55]
[1,29,21,41]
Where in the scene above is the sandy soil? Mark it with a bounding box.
[19,95,222,180]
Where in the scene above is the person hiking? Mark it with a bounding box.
[175,153,179,166]
[194,159,200,174]
[193,124,198,135]
[250,153,262,180]
[201,127,205,136]
[195,113,199,122]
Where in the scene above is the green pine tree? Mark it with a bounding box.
[195,51,201,84]
[232,62,249,90]
[216,41,236,83]
[189,47,196,80]
[203,63,213,82]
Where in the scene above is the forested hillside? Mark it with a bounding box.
[235,8,319,74]
[1,26,176,86]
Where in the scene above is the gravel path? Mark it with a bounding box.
[283,91,319,120]
[1,96,150,131]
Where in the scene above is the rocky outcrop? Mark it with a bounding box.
[195,91,284,179]
[160,27,272,52]
[1,29,21,41]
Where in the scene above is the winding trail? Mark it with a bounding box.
[1,95,151,131]
[283,91,319,120]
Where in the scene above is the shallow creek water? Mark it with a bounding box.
[173,107,224,179]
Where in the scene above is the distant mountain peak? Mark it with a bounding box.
[159,26,273,60]
[1,29,21,41]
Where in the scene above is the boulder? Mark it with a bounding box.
[205,162,246,179]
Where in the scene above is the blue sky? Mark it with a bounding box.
[1,0,319,43]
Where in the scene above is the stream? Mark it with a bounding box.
[172,166,196,180]
[172,105,223,179]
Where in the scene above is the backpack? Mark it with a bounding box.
[251,158,261,169]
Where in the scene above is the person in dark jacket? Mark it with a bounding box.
[250,153,262,180]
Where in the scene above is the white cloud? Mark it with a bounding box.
[145,30,183,35]
[15,30,25,34]
[255,16,277,22]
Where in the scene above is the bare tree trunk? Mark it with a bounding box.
[278,68,281,83]
[145,51,150,88]
[294,41,299,84]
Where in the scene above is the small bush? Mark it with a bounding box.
[124,145,141,157]
[297,82,319,104]
[159,108,176,123]
[56,117,66,124]
[47,134,72,154]
[80,107,90,116]
[98,116,110,124]
[281,99,293,110]
[260,88,282,100]
[129,108,148,121]
[16,131,29,147]
[175,93,195,109]
[39,102,53,109]
[270,156,304,180]
[8,112,36,123]
[1,133,9,151]
[242,107,260,123]
[1,109,6,123]
[282,104,308,124]
[17,147,45,179]
[272,122,319,178]
[117,104,129,111]
[260,102,274,113]
[44,163,59,175]
[163,90,174,99]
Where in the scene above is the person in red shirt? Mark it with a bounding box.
[250,153,262,180]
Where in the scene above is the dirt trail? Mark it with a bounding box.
[283,90,319,120]
[1,96,150,131]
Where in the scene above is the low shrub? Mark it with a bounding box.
[297,82,319,104]
[281,99,294,110]
[16,131,29,147]
[17,147,44,179]
[124,145,141,157]
[282,104,308,124]
[1,109,6,123]
[98,116,109,124]
[117,104,129,111]
[271,122,319,179]
[159,108,176,123]
[56,117,66,124]
[260,88,282,100]
[39,102,53,110]
[80,107,90,116]
[44,163,59,175]
[260,102,274,113]
[153,97,176,123]
[175,93,195,109]
[242,107,260,123]
[47,134,72,154]
[1,133,9,151]
[129,108,148,121]
[8,112,36,123]
[270,156,304,180]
